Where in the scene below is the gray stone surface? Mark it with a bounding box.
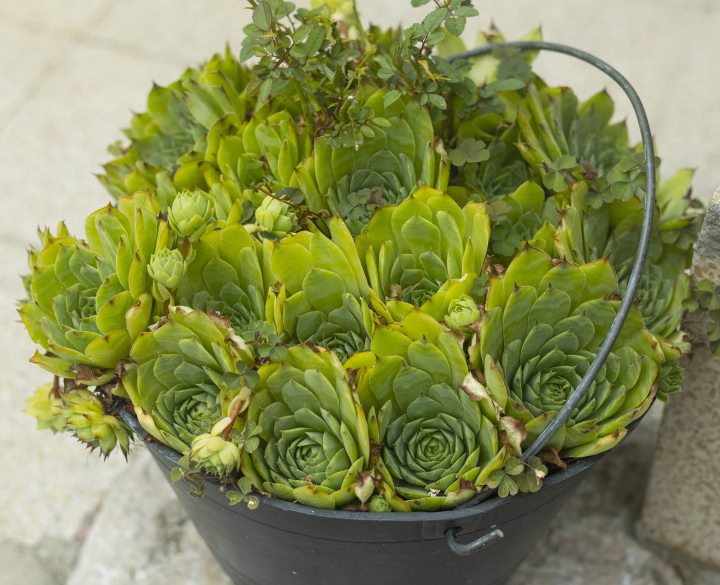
[507,403,685,585]
[694,189,720,259]
[509,516,684,585]
[641,263,720,567]
[641,186,720,570]
[0,539,56,585]
[66,449,233,585]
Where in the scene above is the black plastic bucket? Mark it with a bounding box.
[121,410,641,585]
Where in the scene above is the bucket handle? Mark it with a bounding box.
[446,527,504,555]
[444,39,656,555]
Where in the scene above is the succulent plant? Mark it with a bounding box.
[188,417,244,477]
[100,47,252,201]
[554,172,699,346]
[167,190,216,243]
[296,96,449,235]
[266,216,375,361]
[484,181,558,262]
[241,344,372,509]
[368,495,392,513]
[174,215,269,337]
[516,84,633,180]
[445,295,482,337]
[253,194,297,238]
[346,307,507,511]
[25,382,71,433]
[62,388,132,457]
[19,191,165,386]
[355,185,489,322]
[121,306,256,461]
[656,362,684,403]
[469,245,666,457]
[148,248,188,302]
[99,47,309,218]
[19,0,700,511]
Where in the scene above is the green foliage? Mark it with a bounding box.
[449,138,489,167]
[19,0,701,509]
[171,455,208,499]
[227,476,260,510]
[487,456,548,497]
[683,278,720,356]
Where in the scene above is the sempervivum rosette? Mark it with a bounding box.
[241,344,373,510]
[20,191,167,386]
[346,308,508,511]
[121,306,255,474]
[469,245,668,457]
[553,172,698,351]
[98,47,308,209]
[266,216,377,362]
[26,382,131,458]
[355,185,489,322]
[296,93,449,235]
[173,212,270,337]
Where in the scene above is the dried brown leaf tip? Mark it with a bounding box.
[539,447,567,471]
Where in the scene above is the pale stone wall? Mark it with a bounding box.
[641,190,720,569]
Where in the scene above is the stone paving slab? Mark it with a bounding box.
[0,268,130,546]
[0,21,68,129]
[0,44,181,243]
[0,0,116,36]
[66,449,233,585]
[0,39,179,549]
[88,0,256,66]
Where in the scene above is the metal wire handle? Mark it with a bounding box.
[446,527,504,555]
[443,40,657,552]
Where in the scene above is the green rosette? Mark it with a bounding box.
[296,91,449,235]
[241,344,373,510]
[121,306,255,459]
[469,245,668,457]
[19,191,167,384]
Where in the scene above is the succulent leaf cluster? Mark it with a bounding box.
[19,0,701,514]
[469,246,663,458]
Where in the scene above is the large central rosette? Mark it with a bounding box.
[347,308,508,511]
[241,345,372,510]
[470,245,667,457]
[355,185,490,322]
[267,216,376,361]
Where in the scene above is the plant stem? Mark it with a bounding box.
[51,375,61,399]
[258,183,322,218]
[222,397,244,441]
[444,90,455,143]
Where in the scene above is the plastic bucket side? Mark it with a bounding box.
[123,410,624,585]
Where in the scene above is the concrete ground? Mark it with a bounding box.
[1,0,719,583]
